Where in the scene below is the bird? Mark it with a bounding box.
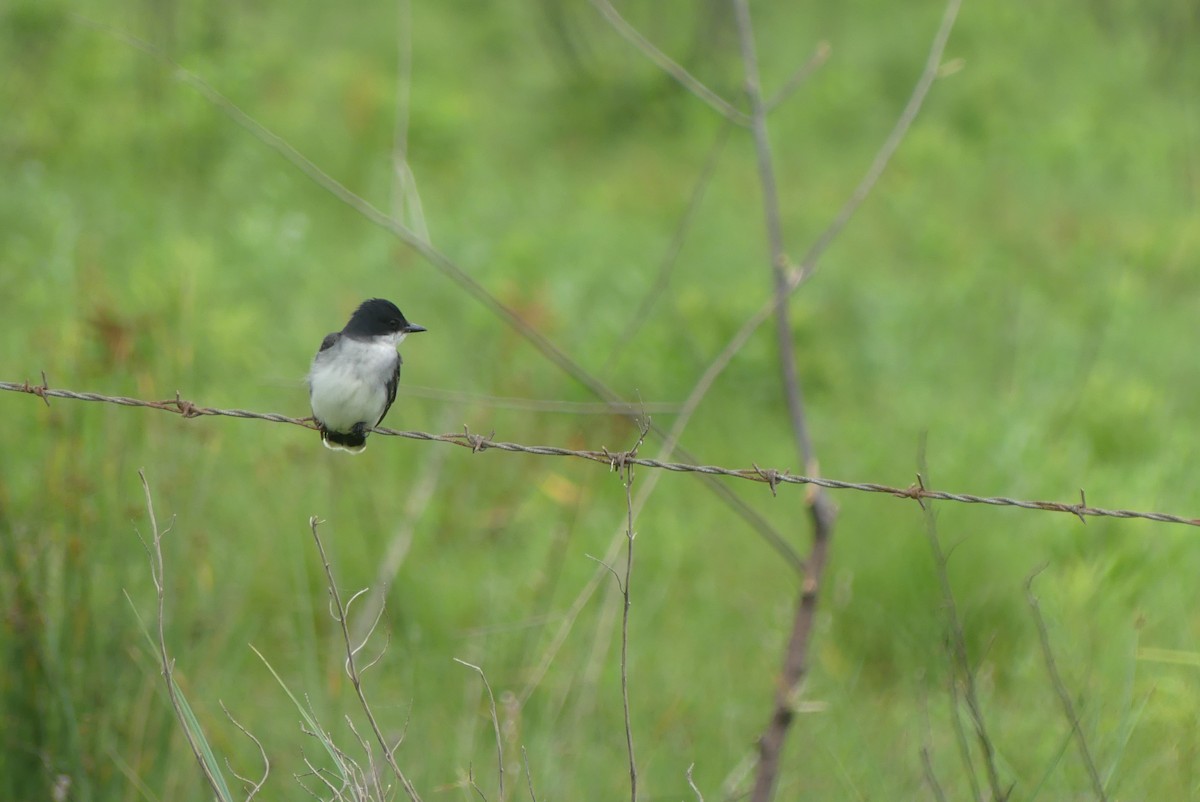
[307,298,427,453]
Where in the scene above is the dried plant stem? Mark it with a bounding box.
[521,747,538,802]
[671,0,964,496]
[729,1,838,798]
[619,458,639,802]
[309,517,422,802]
[453,659,505,802]
[687,763,705,802]
[586,0,750,125]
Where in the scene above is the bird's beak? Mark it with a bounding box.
[403,323,428,334]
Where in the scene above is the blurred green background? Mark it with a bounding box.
[2,0,1199,798]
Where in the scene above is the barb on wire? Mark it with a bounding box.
[4,379,1200,529]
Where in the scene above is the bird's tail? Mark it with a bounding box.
[321,429,368,454]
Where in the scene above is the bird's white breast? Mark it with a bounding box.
[308,337,398,432]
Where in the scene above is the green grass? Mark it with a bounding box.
[3,0,1200,799]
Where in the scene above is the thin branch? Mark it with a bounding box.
[1025,569,1108,800]
[220,701,270,800]
[521,746,538,802]
[617,427,648,802]
[793,0,962,289]
[731,1,838,798]
[668,0,964,505]
[586,429,647,802]
[687,763,705,802]
[516,379,808,711]
[765,42,831,113]
[466,765,487,802]
[4,381,1196,528]
[453,659,505,802]
[585,0,751,125]
[309,518,422,802]
[732,0,814,471]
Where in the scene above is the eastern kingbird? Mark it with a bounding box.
[307,298,427,453]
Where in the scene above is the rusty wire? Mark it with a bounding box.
[3,378,1198,528]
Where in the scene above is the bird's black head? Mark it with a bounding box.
[342,298,427,339]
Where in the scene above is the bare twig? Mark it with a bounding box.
[1025,569,1108,800]
[309,518,422,802]
[792,0,962,288]
[521,746,538,802]
[618,426,648,802]
[917,447,1006,801]
[453,659,505,802]
[765,41,831,112]
[585,0,750,125]
[518,386,806,713]
[687,763,705,802]
[466,765,487,802]
[730,1,839,797]
[6,381,1197,528]
[220,701,270,800]
[668,0,964,511]
[732,0,814,471]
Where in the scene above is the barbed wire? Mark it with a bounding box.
[4,377,1198,529]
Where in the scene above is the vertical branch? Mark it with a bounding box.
[309,517,422,802]
[452,659,505,802]
[521,746,539,802]
[1025,570,1107,800]
[619,454,639,802]
[686,763,705,802]
[730,2,839,800]
[586,429,648,802]
[731,0,815,471]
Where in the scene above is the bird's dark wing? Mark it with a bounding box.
[378,357,401,426]
[318,332,340,352]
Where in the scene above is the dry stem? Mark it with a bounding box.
[309,517,422,802]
